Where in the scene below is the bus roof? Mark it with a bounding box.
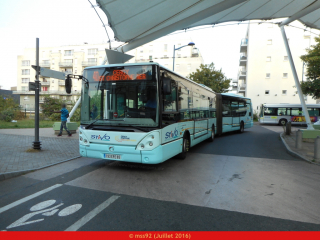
[84,62,216,94]
[262,103,320,108]
[221,93,250,100]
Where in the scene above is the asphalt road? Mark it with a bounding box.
[1,124,320,231]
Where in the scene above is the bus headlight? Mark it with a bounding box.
[136,131,160,151]
[80,136,83,141]
[84,139,88,144]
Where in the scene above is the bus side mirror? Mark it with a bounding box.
[163,78,171,95]
[65,77,72,94]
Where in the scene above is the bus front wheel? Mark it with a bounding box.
[176,134,190,160]
[279,119,287,126]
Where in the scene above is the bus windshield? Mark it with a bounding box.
[81,65,159,128]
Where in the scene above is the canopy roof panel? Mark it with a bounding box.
[96,0,320,50]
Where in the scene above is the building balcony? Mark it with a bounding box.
[191,53,199,57]
[58,81,65,86]
[238,70,246,80]
[13,90,80,95]
[239,56,247,66]
[59,62,73,67]
[232,79,238,83]
[82,61,97,66]
[41,81,50,86]
[40,62,50,67]
[238,84,246,93]
[240,38,248,52]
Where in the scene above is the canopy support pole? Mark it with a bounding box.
[280,25,314,130]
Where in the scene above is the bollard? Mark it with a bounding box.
[295,129,302,149]
[314,136,320,161]
[286,121,291,135]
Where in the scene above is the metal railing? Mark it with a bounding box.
[58,82,65,86]
[59,62,73,67]
[82,61,97,66]
[41,81,50,86]
[238,70,246,76]
[40,62,50,67]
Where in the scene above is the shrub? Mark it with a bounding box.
[0,108,16,122]
[253,110,259,122]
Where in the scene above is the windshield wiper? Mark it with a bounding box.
[124,124,149,132]
[85,119,125,129]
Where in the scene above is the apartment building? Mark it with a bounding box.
[233,21,319,112]
[15,36,203,111]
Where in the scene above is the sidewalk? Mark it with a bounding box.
[281,130,320,165]
[0,128,80,181]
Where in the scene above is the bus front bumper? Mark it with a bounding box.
[79,143,166,164]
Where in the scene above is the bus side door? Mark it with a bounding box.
[231,101,240,128]
[222,99,232,132]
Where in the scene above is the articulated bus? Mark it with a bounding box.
[259,103,320,125]
[79,63,253,164]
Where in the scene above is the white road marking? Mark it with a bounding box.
[0,184,63,214]
[65,195,120,231]
[58,204,82,217]
[30,200,56,211]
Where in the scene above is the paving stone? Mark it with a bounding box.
[0,133,80,174]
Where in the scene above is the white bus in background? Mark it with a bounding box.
[259,103,320,125]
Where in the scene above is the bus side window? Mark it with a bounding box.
[222,100,231,117]
[291,108,300,116]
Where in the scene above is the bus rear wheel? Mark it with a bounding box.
[176,134,190,160]
[239,122,244,133]
[208,125,215,142]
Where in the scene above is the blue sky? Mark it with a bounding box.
[0,0,249,90]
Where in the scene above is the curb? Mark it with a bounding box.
[280,132,320,166]
[0,156,81,182]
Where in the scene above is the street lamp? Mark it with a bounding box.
[173,42,195,71]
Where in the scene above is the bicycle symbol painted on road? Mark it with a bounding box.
[6,200,82,229]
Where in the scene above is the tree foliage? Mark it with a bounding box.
[187,63,231,93]
[300,36,320,99]
[41,96,81,121]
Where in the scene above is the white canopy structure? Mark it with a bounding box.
[68,0,320,129]
[96,0,320,52]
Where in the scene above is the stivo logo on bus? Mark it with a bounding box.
[91,134,110,141]
[165,128,179,140]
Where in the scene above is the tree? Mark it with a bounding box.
[187,63,231,93]
[300,36,320,99]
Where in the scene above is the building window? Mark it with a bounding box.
[21,86,27,91]
[164,44,167,51]
[64,50,73,56]
[163,55,168,59]
[88,58,97,63]
[266,73,270,78]
[22,78,30,83]
[284,56,288,61]
[22,69,30,75]
[283,73,288,78]
[24,96,29,101]
[266,56,271,62]
[43,60,50,65]
[42,87,48,92]
[282,90,287,95]
[267,39,272,45]
[88,48,97,55]
[140,56,143,61]
[22,60,30,66]
[139,48,143,53]
[149,55,152,60]
[265,90,270,95]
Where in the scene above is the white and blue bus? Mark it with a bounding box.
[78,63,253,163]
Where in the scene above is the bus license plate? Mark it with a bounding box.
[104,154,121,160]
